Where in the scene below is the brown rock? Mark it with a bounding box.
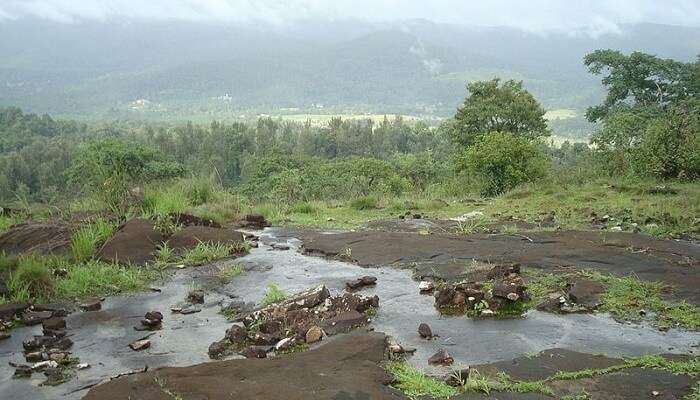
[240,346,267,358]
[186,289,205,304]
[305,326,323,344]
[566,278,605,309]
[0,302,29,320]
[97,219,164,266]
[208,340,228,359]
[226,325,248,343]
[0,222,72,256]
[79,298,102,312]
[428,349,454,366]
[434,286,456,308]
[42,317,66,331]
[129,339,151,351]
[418,323,433,339]
[346,276,377,290]
[21,310,53,325]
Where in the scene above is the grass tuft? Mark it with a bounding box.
[181,241,237,265]
[261,283,287,306]
[71,218,116,262]
[349,196,378,210]
[54,260,155,299]
[387,361,458,399]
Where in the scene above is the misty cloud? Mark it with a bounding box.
[1,0,699,36]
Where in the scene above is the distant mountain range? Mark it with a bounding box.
[0,19,698,120]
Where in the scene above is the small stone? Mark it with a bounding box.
[208,340,228,359]
[149,287,162,292]
[428,349,454,366]
[49,352,66,362]
[25,351,46,362]
[77,363,90,370]
[32,360,58,371]
[129,339,151,351]
[305,326,323,344]
[79,299,102,312]
[346,276,377,290]
[179,305,202,314]
[226,325,248,343]
[274,337,294,351]
[506,293,520,301]
[652,391,660,396]
[418,323,433,339]
[609,226,623,232]
[480,309,495,317]
[42,317,66,331]
[418,281,435,293]
[240,346,267,358]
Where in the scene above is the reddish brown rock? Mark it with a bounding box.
[97,219,164,266]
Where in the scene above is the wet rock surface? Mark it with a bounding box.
[301,229,700,305]
[97,218,164,265]
[0,222,72,256]
[84,332,400,400]
[1,227,699,399]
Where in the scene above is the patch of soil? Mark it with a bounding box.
[83,332,404,400]
[0,222,72,256]
[166,226,246,252]
[301,229,700,305]
[97,219,164,266]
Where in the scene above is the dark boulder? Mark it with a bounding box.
[346,276,377,290]
[418,323,433,339]
[428,349,454,366]
[0,222,72,256]
[97,219,164,266]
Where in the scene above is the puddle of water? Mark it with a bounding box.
[1,227,698,399]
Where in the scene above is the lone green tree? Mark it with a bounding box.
[451,79,549,195]
[450,79,549,147]
[585,50,700,179]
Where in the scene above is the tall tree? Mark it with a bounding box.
[450,79,549,148]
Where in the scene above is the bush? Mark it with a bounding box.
[462,132,548,196]
[349,196,378,210]
[1,254,54,302]
[142,185,190,216]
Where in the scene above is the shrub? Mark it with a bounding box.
[462,132,548,196]
[2,255,54,302]
[142,186,190,217]
[349,196,378,210]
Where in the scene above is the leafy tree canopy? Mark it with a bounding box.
[450,79,549,148]
[584,50,698,122]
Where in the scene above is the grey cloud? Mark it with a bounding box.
[1,0,699,36]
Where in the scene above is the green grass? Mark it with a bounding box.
[277,343,310,355]
[349,196,379,210]
[288,202,316,214]
[261,283,287,306]
[180,242,238,265]
[218,263,243,282]
[0,215,20,234]
[71,218,116,262]
[686,381,700,400]
[580,270,700,330]
[387,361,458,399]
[0,254,55,302]
[54,260,155,299]
[485,180,700,239]
[142,185,190,217]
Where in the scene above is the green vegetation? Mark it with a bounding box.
[70,218,116,262]
[580,271,700,330]
[180,242,242,266]
[386,361,458,399]
[217,264,244,282]
[54,261,155,299]
[349,196,379,210]
[261,283,288,306]
[387,354,699,399]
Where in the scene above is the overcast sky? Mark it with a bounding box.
[1,0,699,35]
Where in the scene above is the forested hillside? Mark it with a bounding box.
[1,20,698,122]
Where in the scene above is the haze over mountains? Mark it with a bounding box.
[1,19,699,120]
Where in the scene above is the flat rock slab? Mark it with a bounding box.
[472,349,697,399]
[0,222,72,255]
[167,226,246,252]
[83,332,404,400]
[301,229,700,305]
[97,219,164,266]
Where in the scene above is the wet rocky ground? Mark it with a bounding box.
[1,223,699,399]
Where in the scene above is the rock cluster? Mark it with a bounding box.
[208,284,379,360]
[433,263,529,316]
